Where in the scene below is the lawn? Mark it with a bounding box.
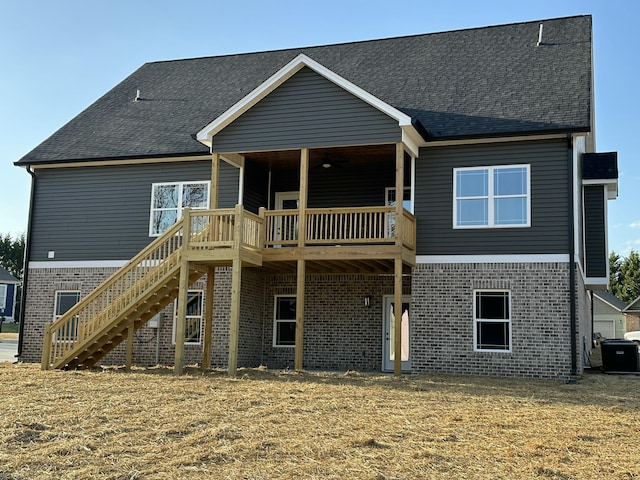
[0,364,638,480]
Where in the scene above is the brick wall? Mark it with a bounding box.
[23,262,580,379]
[411,262,574,379]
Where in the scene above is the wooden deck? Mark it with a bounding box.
[41,204,416,374]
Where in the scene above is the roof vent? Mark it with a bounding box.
[134,89,141,102]
[536,23,544,47]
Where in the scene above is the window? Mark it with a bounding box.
[53,291,81,342]
[0,285,6,310]
[173,290,204,345]
[273,296,296,347]
[454,165,529,228]
[473,290,511,352]
[149,181,210,236]
[385,187,412,213]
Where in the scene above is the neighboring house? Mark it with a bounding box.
[15,15,618,379]
[623,297,640,332]
[592,291,627,339]
[0,267,20,322]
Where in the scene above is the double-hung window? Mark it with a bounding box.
[53,290,81,342]
[473,290,511,352]
[454,165,530,228]
[273,296,296,347]
[173,290,204,345]
[149,181,210,236]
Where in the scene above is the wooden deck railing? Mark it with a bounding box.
[263,206,415,247]
[187,206,263,252]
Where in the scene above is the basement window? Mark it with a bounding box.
[273,296,296,348]
[173,290,204,345]
[53,290,81,342]
[473,290,512,352]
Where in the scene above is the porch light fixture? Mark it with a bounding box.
[322,161,332,169]
[364,296,372,307]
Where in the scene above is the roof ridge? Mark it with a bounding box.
[143,14,592,66]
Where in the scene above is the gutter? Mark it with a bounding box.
[567,134,578,378]
[17,167,36,358]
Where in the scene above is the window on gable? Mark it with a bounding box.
[149,181,210,236]
[454,165,529,228]
[53,290,81,343]
[473,290,511,352]
[273,296,296,347]
[173,290,204,345]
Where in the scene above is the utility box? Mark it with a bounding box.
[600,339,640,373]
[147,313,162,329]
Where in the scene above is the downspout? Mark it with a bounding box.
[567,134,578,377]
[17,166,36,358]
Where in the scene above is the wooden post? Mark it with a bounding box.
[211,153,220,209]
[234,204,243,249]
[125,322,134,371]
[394,258,403,378]
[174,260,190,375]
[174,210,192,375]
[298,148,309,248]
[41,323,52,370]
[228,257,242,376]
[395,143,404,246]
[202,265,215,370]
[295,259,306,371]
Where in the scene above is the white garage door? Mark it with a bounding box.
[594,320,615,339]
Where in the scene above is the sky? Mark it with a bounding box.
[1,0,638,255]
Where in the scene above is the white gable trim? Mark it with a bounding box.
[196,54,421,157]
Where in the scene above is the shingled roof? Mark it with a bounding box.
[16,15,592,166]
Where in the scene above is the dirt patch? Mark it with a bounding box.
[0,364,638,479]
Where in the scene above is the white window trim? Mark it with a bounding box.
[273,295,296,348]
[0,284,6,310]
[149,181,211,237]
[172,289,205,346]
[53,290,81,343]
[473,289,512,353]
[453,164,530,229]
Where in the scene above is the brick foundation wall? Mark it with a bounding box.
[22,262,579,379]
[411,262,573,379]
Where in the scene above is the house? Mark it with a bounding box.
[623,297,640,333]
[15,15,618,379]
[0,266,20,323]
[592,291,627,340]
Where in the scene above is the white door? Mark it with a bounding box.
[274,191,299,244]
[383,296,411,371]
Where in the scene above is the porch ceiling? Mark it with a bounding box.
[241,144,396,169]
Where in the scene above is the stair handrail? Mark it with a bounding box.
[42,218,185,368]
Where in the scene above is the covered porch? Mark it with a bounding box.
[174,141,416,376]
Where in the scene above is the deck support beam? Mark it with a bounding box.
[227,257,242,376]
[174,259,190,375]
[202,265,215,370]
[295,259,306,371]
[211,153,220,209]
[394,258,403,377]
[125,322,134,371]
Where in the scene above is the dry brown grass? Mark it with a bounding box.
[0,364,638,479]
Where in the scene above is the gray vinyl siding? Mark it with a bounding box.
[218,161,240,208]
[212,67,401,153]
[415,139,570,255]
[30,160,227,262]
[583,185,606,277]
